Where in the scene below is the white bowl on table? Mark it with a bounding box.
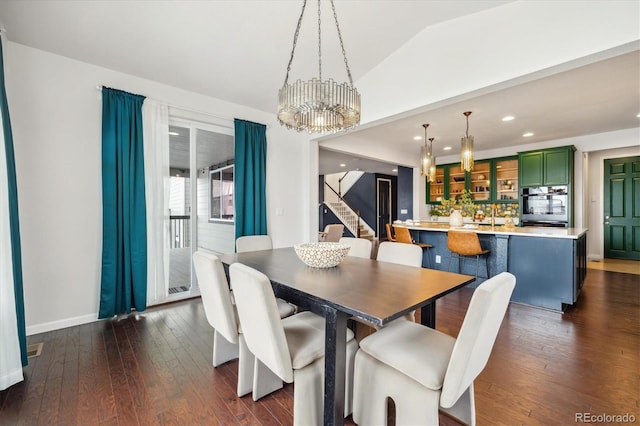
[294,242,350,268]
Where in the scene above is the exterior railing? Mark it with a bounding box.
[170,215,190,248]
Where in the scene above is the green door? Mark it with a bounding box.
[604,156,640,260]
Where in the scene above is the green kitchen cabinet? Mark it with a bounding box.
[519,146,574,187]
[519,152,544,187]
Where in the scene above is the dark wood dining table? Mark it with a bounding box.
[219,247,474,426]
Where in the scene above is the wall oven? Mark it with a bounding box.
[520,186,568,227]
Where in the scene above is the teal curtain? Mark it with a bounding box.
[100,88,147,318]
[234,119,267,239]
[0,34,27,367]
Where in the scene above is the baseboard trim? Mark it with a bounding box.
[26,313,101,336]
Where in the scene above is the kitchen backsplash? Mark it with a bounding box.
[430,203,519,218]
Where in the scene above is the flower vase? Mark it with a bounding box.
[449,210,463,227]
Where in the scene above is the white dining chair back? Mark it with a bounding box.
[230,263,294,381]
[230,262,359,424]
[376,241,422,267]
[339,237,373,259]
[193,251,238,345]
[440,272,515,409]
[236,235,273,252]
[236,235,297,318]
[352,272,516,426]
[193,251,286,400]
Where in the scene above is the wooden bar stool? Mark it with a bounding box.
[394,225,434,268]
[447,230,490,279]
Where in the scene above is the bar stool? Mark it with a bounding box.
[447,230,490,279]
[385,223,396,242]
[394,225,434,268]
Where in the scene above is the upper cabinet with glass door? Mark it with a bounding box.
[495,157,518,202]
[427,166,445,203]
[468,161,491,202]
[448,164,466,199]
[425,156,518,204]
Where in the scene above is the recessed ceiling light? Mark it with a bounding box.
[413,136,422,140]
[443,146,452,151]
[168,131,179,136]
[339,163,346,167]
[522,132,534,137]
[392,168,398,172]
[637,113,640,118]
[502,115,515,122]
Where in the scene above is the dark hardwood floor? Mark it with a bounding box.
[1,268,638,425]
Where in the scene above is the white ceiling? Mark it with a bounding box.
[1,0,638,176]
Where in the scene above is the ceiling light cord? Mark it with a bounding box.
[283,0,308,86]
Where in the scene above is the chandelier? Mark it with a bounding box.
[420,124,433,176]
[277,0,361,133]
[461,111,474,171]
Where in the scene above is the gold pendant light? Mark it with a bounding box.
[427,137,437,183]
[420,124,432,176]
[461,111,474,172]
[277,0,361,134]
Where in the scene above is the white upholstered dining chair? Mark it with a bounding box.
[235,235,296,317]
[352,272,516,426]
[339,237,373,259]
[230,262,359,425]
[236,235,273,252]
[192,251,292,400]
[376,241,423,267]
[374,241,424,324]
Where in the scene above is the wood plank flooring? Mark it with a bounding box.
[1,268,638,425]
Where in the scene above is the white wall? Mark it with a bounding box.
[6,42,312,334]
[358,1,639,125]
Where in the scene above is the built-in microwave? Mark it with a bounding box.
[520,186,568,225]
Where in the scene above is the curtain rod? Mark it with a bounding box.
[96,85,238,126]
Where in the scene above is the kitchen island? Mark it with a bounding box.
[394,222,588,311]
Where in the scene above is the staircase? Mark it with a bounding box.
[328,201,374,240]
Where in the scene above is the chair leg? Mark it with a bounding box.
[353,351,440,426]
[213,330,239,367]
[484,255,489,278]
[440,384,476,426]
[237,335,254,397]
[252,357,284,401]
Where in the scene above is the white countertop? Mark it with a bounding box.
[394,221,588,239]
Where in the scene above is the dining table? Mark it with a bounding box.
[219,246,474,426]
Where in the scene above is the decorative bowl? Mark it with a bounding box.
[294,242,350,268]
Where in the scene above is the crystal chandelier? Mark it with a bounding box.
[420,124,433,176]
[461,111,474,172]
[277,0,361,134]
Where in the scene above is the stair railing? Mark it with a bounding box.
[323,181,361,238]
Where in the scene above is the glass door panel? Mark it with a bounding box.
[496,158,518,201]
[448,164,465,199]
[469,161,491,202]
[428,166,445,203]
[168,125,192,296]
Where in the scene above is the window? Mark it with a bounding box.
[209,164,234,221]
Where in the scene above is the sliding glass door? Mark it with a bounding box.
[166,120,235,299]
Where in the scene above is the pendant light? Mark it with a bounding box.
[277,0,361,133]
[420,124,432,176]
[427,137,437,183]
[461,111,474,172]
